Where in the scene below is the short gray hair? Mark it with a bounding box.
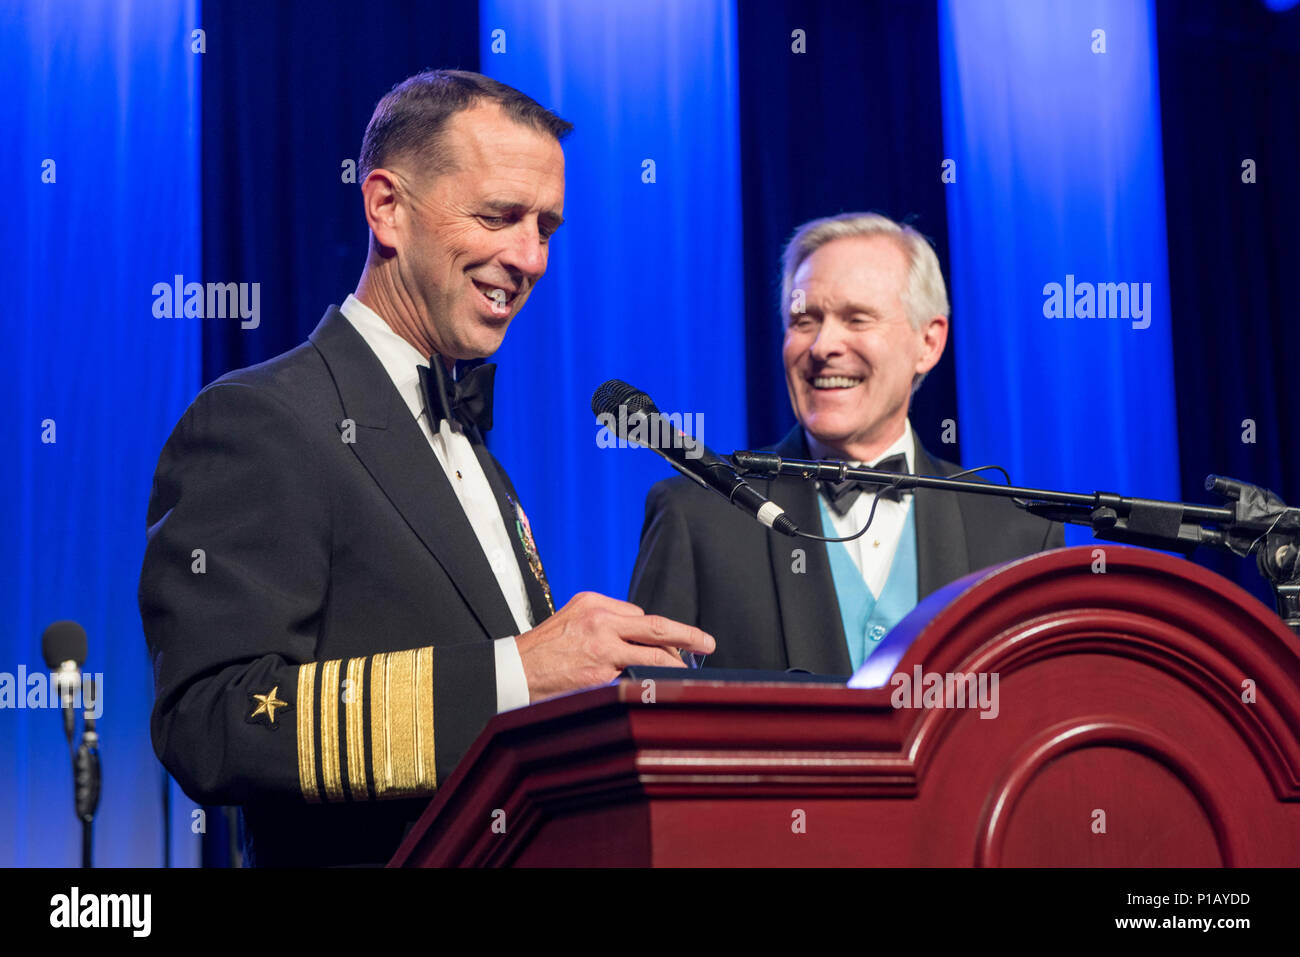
[779,212,950,392]
[781,212,949,328]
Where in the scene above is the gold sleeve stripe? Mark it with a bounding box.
[384,650,416,794]
[296,662,320,803]
[345,656,369,800]
[295,649,437,803]
[319,658,344,802]
[415,646,435,790]
[370,649,438,799]
[370,651,390,793]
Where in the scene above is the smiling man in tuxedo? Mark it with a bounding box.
[629,212,1061,675]
[139,70,712,867]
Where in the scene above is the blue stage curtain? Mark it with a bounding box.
[480,0,747,605]
[199,0,480,383]
[735,0,959,461]
[1156,0,1300,605]
[939,0,1182,547]
[0,0,201,866]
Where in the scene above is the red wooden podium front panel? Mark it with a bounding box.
[391,547,1300,867]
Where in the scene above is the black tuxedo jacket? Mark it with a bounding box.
[138,306,551,866]
[629,427,1064,675]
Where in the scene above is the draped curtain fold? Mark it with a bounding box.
[1,0,201,867]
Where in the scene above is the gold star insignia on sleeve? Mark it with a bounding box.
[250,686,289,725]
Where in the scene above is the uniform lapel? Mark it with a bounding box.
[763,427,852,676]
[911,440,972,599]
[308,306,519,640]
[468,437,554,627]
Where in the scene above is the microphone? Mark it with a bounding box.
[592,380,798,536]
[1206,475,1257,501]
[42,620,86,745]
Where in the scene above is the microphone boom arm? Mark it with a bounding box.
[732,450,1300,635]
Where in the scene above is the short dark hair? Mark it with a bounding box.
[358,69,573,183]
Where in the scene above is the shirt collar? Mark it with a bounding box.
[805,418,915,472]
[338,294,430,424]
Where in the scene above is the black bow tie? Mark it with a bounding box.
[818,452,909,516]
[418,358,496,434]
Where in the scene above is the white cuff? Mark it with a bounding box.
[493,635,531,712]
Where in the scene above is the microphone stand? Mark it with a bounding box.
[72,675,101,868]
[732,451,1300,637]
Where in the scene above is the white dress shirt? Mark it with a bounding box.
[339,295,532,711]
[807,420,916,600]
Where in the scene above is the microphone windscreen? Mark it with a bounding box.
[42,620,87,669]
[591,379,657,420]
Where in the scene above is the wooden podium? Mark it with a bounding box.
[390,546,1300,866]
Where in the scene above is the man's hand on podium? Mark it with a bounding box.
[517,592,714,702]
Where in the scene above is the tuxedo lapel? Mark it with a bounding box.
[468,437,554,626]
[763,427,852,675]
[308,306,519,640]
[912,440,972,599]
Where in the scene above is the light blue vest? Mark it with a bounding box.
[818,498,919,672]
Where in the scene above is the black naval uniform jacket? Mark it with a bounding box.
[139,306,551,867]
[628,426,1065,675]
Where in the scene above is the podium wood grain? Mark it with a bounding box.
[390,546,1300,867]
